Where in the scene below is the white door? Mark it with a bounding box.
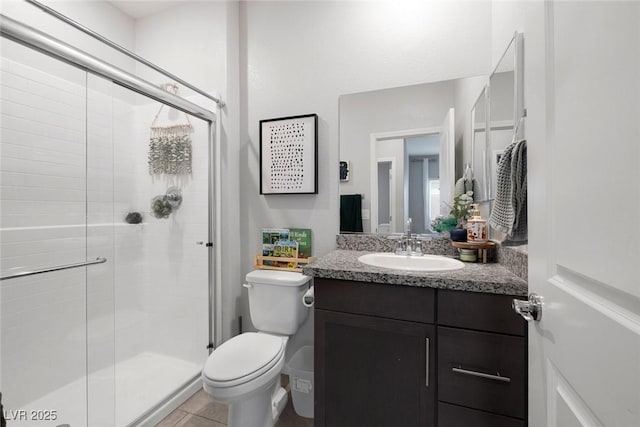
[376,160,394,233]
[528,2,640,426]
[439,108,454,216]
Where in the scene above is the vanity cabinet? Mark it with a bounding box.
[314,279,527,427]
[315,279,436,427]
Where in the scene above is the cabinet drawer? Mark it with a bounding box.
[437,326,525,419]
[438,289,526,336]
[315,278,435,323]
[438,402,524,427]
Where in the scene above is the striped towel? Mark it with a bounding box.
[489,139,527,241]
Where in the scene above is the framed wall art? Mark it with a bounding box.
[339,160,350,182]
[260,113,318,194]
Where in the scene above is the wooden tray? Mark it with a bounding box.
[451,241,496,264]
[254,255,316,272]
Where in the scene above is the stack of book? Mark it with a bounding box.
[261,228,312,268]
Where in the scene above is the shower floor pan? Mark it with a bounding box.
[14,352,200,427]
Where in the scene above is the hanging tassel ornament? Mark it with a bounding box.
[148,83,193,175]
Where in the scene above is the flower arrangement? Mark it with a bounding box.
[430,191,474,234]
[447,191,474,227]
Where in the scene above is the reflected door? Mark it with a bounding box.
[377,161,393,233]
[438,108,454,216]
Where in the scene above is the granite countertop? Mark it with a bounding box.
[303,249,528,296]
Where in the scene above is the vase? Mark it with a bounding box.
[450,228,467,242]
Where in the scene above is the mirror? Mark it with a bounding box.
[487,32,525,200]
[339,77,485,234]
[471,86,488,202]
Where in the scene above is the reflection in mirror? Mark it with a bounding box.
[488,32,524,200]
[471,86,488,202]
[339,78,484,234]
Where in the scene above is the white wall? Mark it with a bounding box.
[240,0,491,253]
[134,2,226,96]
[239,0,492,336]
[0,0,136,72]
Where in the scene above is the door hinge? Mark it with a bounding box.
[206,343,214,350]
[205,242,213,247]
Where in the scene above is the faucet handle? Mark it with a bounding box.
[411,238,423,255]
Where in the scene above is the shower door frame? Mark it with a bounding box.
[0,13,221,425]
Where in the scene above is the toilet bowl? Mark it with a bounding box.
[202,270,312,427]
[202,332,289,427]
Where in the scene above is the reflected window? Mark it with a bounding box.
[429,180,440,223]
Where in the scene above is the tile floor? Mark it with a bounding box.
[156,377,314,427]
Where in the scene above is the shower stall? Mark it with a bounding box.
[0,8,219,427]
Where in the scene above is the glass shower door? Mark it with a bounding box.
[109,85,210,425]
[1,37,211,427]
[0,39,113,426]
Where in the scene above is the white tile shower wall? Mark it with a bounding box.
[125,97,209,366]
[0,52,89,412]
[112,89,147,366]
[134,1,240,343]
[86,74,117,426]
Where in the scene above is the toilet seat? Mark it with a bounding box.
[203,332,285,388]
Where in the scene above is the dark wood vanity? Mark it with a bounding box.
[314,278,527,427]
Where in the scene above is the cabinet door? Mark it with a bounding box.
[315,309,435,427]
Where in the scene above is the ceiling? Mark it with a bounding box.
[109,1,186,19]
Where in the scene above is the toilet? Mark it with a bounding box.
[202,270,312,427]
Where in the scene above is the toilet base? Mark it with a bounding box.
[227,376,288,427]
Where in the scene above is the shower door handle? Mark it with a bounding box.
[0,257,107,281]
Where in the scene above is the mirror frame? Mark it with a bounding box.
[486,31,525,201]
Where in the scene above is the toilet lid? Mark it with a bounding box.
[203,332,284,384]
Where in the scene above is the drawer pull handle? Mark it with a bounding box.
[425,338,430,387]
[452,366,511,383]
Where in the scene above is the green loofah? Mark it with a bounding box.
[151,196,173,219]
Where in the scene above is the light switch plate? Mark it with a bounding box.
[362,209,370,220]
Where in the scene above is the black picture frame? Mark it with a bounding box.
[259,113,318,195]
[339,160,350,182]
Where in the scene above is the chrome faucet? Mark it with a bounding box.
[394,218,415,255]
[405,217,412,240]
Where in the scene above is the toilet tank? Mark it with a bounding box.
[245,270,312,335]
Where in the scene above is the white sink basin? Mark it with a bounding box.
[358,253,465,272]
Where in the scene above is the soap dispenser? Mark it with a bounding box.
[466,204,488,243]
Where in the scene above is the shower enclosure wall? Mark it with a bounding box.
[0,15,217,427]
